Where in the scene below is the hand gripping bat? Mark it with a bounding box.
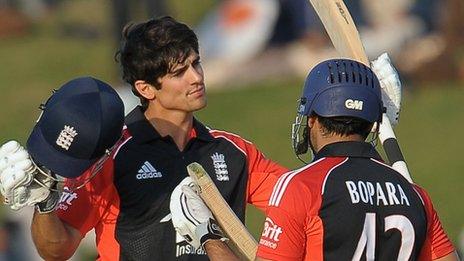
[309,0,412,182]
[186,162,258,260]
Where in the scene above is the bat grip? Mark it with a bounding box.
[378,114,412,183]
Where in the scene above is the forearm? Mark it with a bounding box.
[204,240,240,261]
[31,210,82,260]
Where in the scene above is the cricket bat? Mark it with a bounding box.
[186,162,258,260]
[309,0,413,182]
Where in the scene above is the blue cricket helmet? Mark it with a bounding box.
[298,59,383,123]
[27,77,125,178]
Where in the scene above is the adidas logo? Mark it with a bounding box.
[136,161,162,180]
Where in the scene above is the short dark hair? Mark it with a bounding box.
[115,16,199,108]
[314,113,373,139]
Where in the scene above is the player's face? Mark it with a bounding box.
[154,52,207,113]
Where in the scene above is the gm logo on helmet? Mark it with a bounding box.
[345,99,364,110]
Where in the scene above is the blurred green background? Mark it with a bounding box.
[0,0,462,259]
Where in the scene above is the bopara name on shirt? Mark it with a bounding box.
[345,180,411,206]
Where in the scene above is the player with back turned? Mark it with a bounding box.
[169,58,459,261]
[255,59,458,261]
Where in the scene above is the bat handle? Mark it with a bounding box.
[378,114,413,183]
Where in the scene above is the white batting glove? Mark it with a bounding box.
[170,177,227,249]
[0,140,58,212]
[371,53,402,126]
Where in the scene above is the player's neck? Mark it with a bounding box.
[144,106,194,151]
[310,117,365,153]
[314,133,365,153]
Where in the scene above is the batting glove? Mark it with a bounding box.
[170,177,228,249]
[371,53,402,126]
[0,140,59,213]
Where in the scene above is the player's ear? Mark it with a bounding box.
[134,80,156,100]
[308,116,316,129]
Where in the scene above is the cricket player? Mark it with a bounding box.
[0,16,287,260]
[170,59,459,260]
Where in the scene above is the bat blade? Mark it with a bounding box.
[309,0,369,65]
[309,0,412,182]
[187,162,258,260]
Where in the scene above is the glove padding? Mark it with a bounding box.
[0,140,57,211]
[371,53,402,126]
[170,177,227,249]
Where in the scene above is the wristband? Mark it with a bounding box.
[36,190,60,214]
[198,218,229,247]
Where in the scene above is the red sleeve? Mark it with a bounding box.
[414,185,456,260]
[209,130,288,211]
[244,142,288,210]
[56,158,116,237]
[257,178,308,260]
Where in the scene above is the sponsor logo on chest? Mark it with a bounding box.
[175,231,206,257]
[57,186,78,211]
[136,161,162,180]
[211,152,229,181]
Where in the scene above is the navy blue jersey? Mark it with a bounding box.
[57,106,287,260]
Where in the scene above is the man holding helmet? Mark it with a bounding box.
[0,76,125,258]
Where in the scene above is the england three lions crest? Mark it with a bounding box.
[211,152,229,181]
[56,125,78,150]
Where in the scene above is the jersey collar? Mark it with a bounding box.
[125,106,214,144]
[314,141,382,161]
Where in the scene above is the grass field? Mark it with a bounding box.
[0,0,462,257]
